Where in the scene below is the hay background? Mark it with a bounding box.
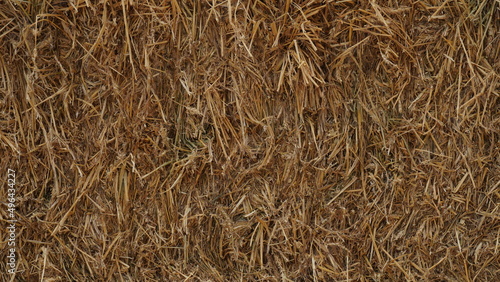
[0,0,498,280]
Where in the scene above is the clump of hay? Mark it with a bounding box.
[0,0,498,280]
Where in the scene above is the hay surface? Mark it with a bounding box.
[1,0,499,280]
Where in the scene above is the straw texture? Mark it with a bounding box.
[0,0,498,280]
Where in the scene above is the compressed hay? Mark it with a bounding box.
[0,0,498,280]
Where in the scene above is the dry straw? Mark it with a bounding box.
[0,0,498,280]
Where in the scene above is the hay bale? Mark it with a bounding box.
[0,0,498,280]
